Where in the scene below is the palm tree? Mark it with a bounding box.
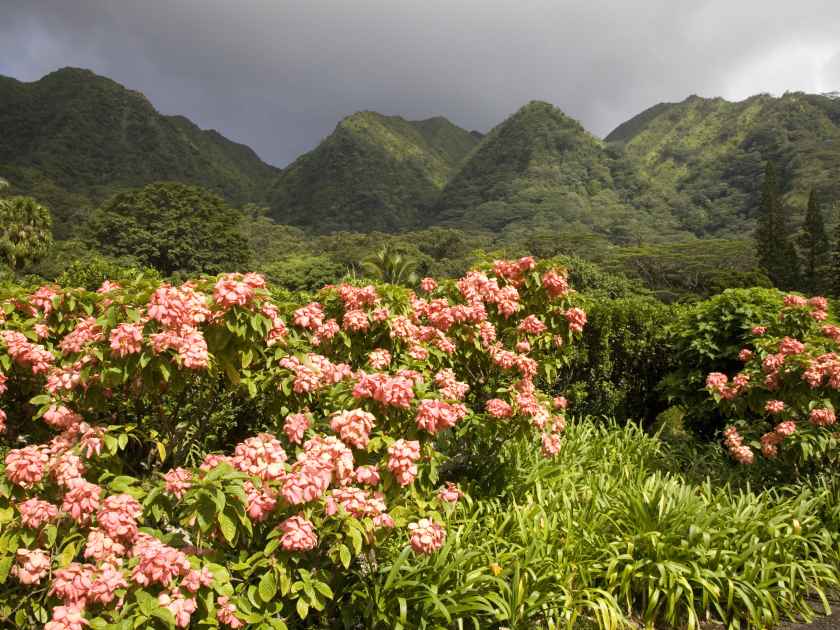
[361,246,418,286]
[0,196,53,270]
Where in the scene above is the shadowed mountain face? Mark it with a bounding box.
[267,111,480,233]
[0,67,278,233]
[606,92,840,235]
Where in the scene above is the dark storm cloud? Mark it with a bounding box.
[2,0,840,165]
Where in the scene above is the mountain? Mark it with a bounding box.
[606,92,840,235]
[0,68,278,233]
[431,101,690,245]
[267,111,480,233]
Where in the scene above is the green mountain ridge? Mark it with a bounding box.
[267,110,480,232]
[605,92,840,235]
[431,100,691,245]
[0,67,279,234]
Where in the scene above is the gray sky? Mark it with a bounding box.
[2,0,840,166]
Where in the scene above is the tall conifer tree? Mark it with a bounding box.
[799,189,829,294]
[755,162,800,289]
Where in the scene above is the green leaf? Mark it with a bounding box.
[259,570,277,602]
[339,544,351,569]
[218,511,237,544]
[296,597,309,619]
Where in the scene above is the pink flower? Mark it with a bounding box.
[18,498,58,529]
[109,323,144,357]
[779,337,805,355]
[752,326,767,336]
[278,514,318,551]
[542,269,570,298]
[159,591,198,628]
[233,433,287,480]
[84,529,126,563]
[387,439,421,486]
[331,409,376,449]
[408,519,446,554]
[214,273,255,308]
[217,596,245,628]
[415,399,468,434]
[243,480,277,522]
[343,309,370,332]
[783,294,807,307]
[564,307,587,333]
[367,348,392,370]
[45,605,88,630]
[355,465,381,486]
[50,563,96,604]
[164,468,193,499]
[59,317,103,354]
[12,548,51,585]
[283,412,311,444]
[62,479,102,525]
[541,432,562,457]
[738,348,754,361]
[518,314,547,335]
[810,408,836,427]
[553,396,568,410]
[131,534,191,587]
[775,420,797,436]
[181,567,214,593]
[293,302,325,330]
[419,277,438,292]
[437,482,462,503]
[97,494,143,542]
[765,400,785,414]
[5,445,49,488]
[0,372,7,394]
[486,398,513,418]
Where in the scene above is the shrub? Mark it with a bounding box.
[0,257,581,628]
[702,293,840,471]
[558,296,674,424]
[660,287,784,437]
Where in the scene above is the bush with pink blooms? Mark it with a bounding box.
[702,292,840,468]
[0,258,580,627]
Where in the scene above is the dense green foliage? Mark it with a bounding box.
[558,297,675,424]
[0,68,278,234]
[660,288,786,436]
[755,162,800,289]
[0,195,53,270]
[607,92,840,238]
[83,182,251,276]
[432,101,691,245]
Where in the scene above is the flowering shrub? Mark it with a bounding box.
[704,294,840,466]
[0,257,581,627]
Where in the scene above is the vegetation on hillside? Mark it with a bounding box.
[0,68,278,234]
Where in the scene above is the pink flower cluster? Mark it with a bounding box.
[109,322,144,357]
[233,433,287,480]
[408,518,446,554]
[388,439,421,486]
[723,426,754,464]
[415,399,468,434]
[278,514,318,551]
[353,371,415,408]
[1,330,54,374]
[330,408,376,449]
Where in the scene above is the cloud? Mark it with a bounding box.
[2,0,839,165]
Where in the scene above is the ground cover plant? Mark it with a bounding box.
[0,258,839,629]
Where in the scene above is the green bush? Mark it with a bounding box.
[558,296,675,424]
[660,287,785,437]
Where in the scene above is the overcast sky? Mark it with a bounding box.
[2,0,840,166]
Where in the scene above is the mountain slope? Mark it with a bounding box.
[606,92,840,235]
[267,111,480,233]
[432,101,689,244]
[0,67,278,232]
